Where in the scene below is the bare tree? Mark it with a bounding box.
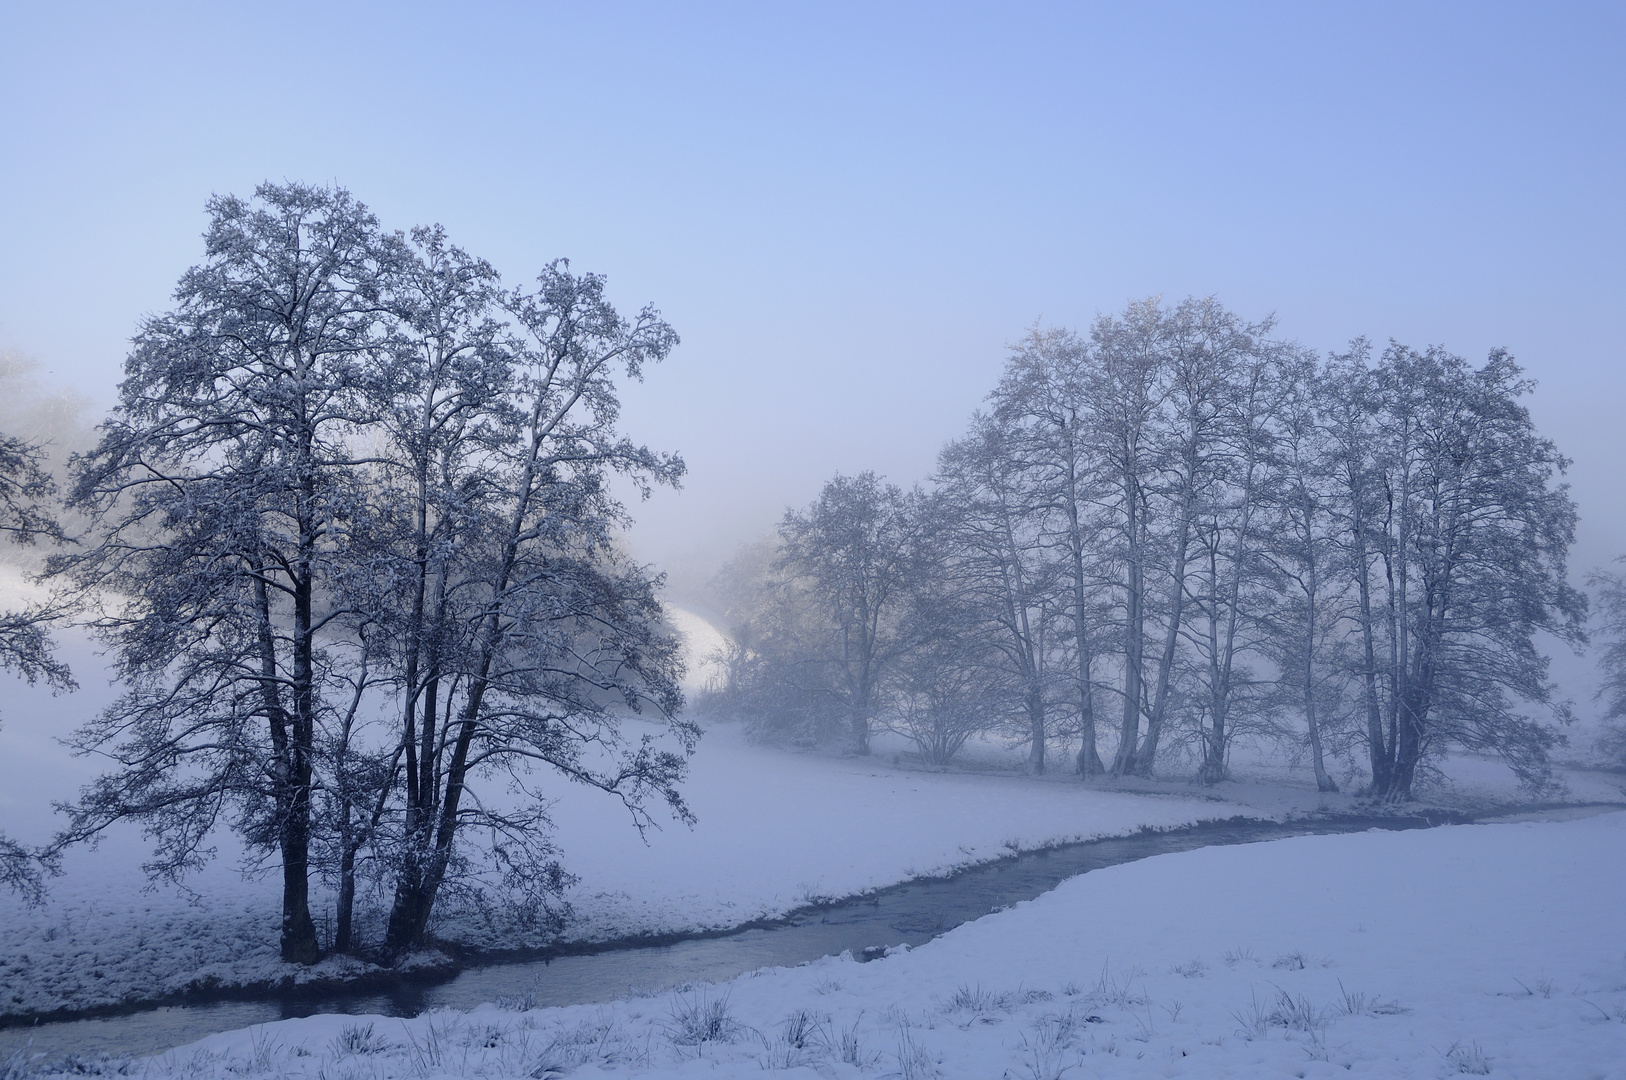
[0,427,74,900]
[312,224,509,953]
[1260,353,1340,791]
[776,473,920,755]
[990,326,1110,775]
[52,183,393,963]
[1318,342,1395,792]
[50,185,697,964]
[936,416,1058,773]
[378,262,690,953]
[696,537,850,744]
[1130,300,1269,776]
[1587,559,1626,766]
[1081,301,1168,775]
[884,578,1009,766]
[1368,346,1585,795]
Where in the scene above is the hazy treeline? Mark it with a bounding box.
[0,183,695,964]
[704,298,1588,800]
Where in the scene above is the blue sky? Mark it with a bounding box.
[2,1,1622,601]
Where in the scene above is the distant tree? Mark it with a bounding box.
[0,427,74,900]
[1260,353,1340,791]
[989,326,1111,775]
[713,303,1581,803]
[936,416,1059,773]
[885,626,1008,767]
[776,473,920,755]
[1073,298,1273,778]
[1176,318,1284,784]
[1317,342,1394,792]
[1362,345,1585,797]
[698,537,850,744]
[1588,560,1626,765]
[1080,300,1167,776]
[1128,299,1271,777]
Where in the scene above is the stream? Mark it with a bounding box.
[3,805,1613,1060]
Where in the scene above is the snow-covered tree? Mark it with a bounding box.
[775,473,921,755]
[1337,345,1586,797]
[935,416,1060,773]
[1587,560,1626,765]
[378,260,691,953]
[987,326,1111,775]
[701,301,1585,801]
[51,183,695,962]
[52,183,395,962]
[0,425,74,900]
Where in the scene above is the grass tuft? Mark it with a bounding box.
[329,1022,388,1057]
[667,988,744,1046]
[894,1027,942,1080]
[1446,1040,1493,1074]
[1232,987,1326,1039]
[942,982,1006,1020]
[1018,1014,1082,1080]
[1335,980,1409,1017]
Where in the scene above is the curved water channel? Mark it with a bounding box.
[4,805,1615,1060]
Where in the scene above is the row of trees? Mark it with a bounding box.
[708,298,1588,800]
[0,183,696,964]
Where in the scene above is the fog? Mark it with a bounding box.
[3,7,1622,592]
[2,7,1624,1073]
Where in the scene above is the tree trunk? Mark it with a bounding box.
[1065,469,1105,777]
[1133,501,1192,777]
[1304,575,1336,793]
[1025,676,1046,774]
[335,840,357,954]
[1391,642,1433,800]
[252,572,319,963]
[275,543,320,963]
[1350,495,1391,796]
[1074,641,1104,777]
[1112,489,1144,775]
[387,390,550,954]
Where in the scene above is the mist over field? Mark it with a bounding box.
[1,4,1624,1077]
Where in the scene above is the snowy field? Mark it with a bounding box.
[0,716,1248,1019]
[2,601,1621,1025]
[63,809,1626,1080]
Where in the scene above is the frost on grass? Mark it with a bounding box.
[664,988,744,1045]
[1232,987,1327,1040]
[20,813,1621,1080]
[530,1015,648,1075]
[1271,949,1309,970]
[1446,1039,1493,1075]
[1018,1013,1085,1080]
[892,1027,942,1080]
[328,1022,388,1057]
[1334,980,1408,1017]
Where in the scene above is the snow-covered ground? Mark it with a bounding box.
[66,809,1626,1079]
[2,598,1621,1026]
[0,719,1251,1019]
